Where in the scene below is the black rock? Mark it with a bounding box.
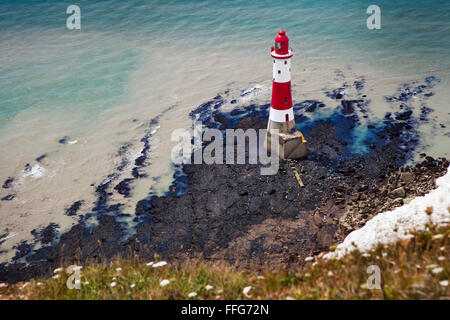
[395,110,413,121]
[31,223,59,244]
[2,177,14,189]
[35,154,46,162]
[1,194,15,201]
[65,200,84,216]
[24,163,32,173]
[12,241,31,261]
[58,136,70,144]
[134,155,146,166]
[114,178,134,197]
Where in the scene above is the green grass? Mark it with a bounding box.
[0,224,448,300]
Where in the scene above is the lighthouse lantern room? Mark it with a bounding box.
[265,30,307,160]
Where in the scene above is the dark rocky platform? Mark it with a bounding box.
[1,75,448,283]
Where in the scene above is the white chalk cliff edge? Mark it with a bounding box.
[325,165,450,259]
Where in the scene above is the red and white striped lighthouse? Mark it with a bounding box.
[270,30,294,125]
[265,30,307,159]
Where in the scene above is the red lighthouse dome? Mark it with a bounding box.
[274,30,289,55]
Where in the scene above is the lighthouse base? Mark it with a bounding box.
[264,120,307,160]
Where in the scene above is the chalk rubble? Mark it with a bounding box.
[325,165,450,259]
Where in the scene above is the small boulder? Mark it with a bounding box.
[392,198,404,206]
[391,187,406,198]
[350,193,360,201]
[400,172,414,183]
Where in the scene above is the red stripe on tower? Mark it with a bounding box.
[271,81,292,110]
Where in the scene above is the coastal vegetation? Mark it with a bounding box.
[1,220,447,300]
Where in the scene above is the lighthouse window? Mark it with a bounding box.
[278,70,281,74]
[275,42,281,51]
[284,61,287,65]
[273,60,275,63]
[285,97,288,103]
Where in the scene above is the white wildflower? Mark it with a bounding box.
[0,283,7,288]
[433,234,444,240]
[153,261,167,268]
[52,274,60,279]
[285,296,294,300]
[438,256,445,261]
[431,267,444,274]
[20,282,30,290]
[53,268,63,273]
[304,256,314,262]
[130,284,136,288]
[110,282,117,288]
[426,264,438,269]
[439,280,448,287]
[205,285,213,291]
[243,286,252,298]
[115,267,122,272]
[160,279,170,287]
[146,262,154,266]
[327,271,334,277]
[188,292,197,298]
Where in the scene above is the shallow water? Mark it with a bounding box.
[0,0,449,263]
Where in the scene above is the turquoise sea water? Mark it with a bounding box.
[1,0,449,124]
[0,0,449,262]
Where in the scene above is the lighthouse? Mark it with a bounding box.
[265,30,307,159]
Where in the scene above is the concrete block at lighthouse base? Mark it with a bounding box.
[278,132,307,160]
[265,130,307,160]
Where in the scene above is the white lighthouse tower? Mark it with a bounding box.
[265,30,307,159]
